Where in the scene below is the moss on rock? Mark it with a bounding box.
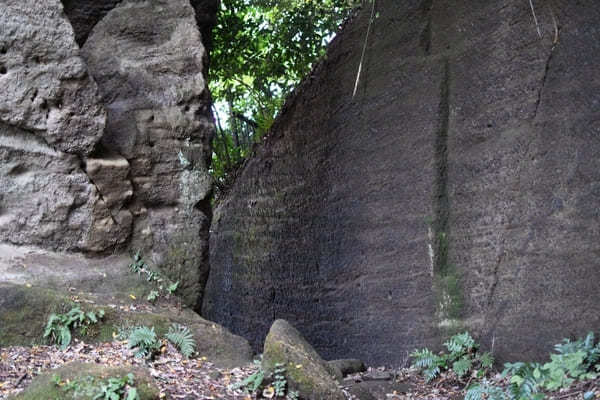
[9,362,159,400]
[0,283,253,368]
[262,319,344,400]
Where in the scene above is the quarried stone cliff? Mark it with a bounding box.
[204,0,600,365]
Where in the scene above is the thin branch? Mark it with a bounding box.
[528,0,542,38]
[352,0,376,98]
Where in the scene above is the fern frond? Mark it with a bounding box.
[166,324,196,358]
[128,326,160,358]
[466,382,507,400]
[453,356,473,377]
[410,348,438,369]
[424,366,441,382]
[444,332,476,354]
[479,351,495,369]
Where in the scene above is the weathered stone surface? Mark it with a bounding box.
[205,0,600,365]
[60,0,123,47]
[0,244,254,368]
[262,320,345,400]
[10,362,159,400]
[0,123,129,252]
[81,0,214,309]
[0,0,105,156]
[0,0,133,252]
[85,154,133,220]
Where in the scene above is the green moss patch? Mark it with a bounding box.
[9,362,159,400]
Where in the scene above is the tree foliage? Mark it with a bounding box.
[209,0,361,194]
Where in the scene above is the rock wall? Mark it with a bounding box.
[0,0,216,309]
[204,0,600,365]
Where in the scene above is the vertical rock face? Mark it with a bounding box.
[80,0,214,309]
[205,0,600,364]
[0,0,129,251]
[1,0,215,309]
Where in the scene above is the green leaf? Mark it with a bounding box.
[452,357,473,377]
[127,388,139,400]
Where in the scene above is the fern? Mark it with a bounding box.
[127,326,160,358]
[453,357,473,377]
[479,352,495,369]
[445,332,477,357]
[166,324,196,358]
[44,307,104,350]
[465,381,508,400]
[411,348,441,369]
[230,370,265,393]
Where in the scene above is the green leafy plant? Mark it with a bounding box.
[229,359,298,398]
[166,324,196,359]
[272,363,287,396]
[167,281,179,295]
[127,326,161,359]
[146,290,159,303]
[230,369,265,393]
[44,306,105,349]
[465,332,600,400]
[94,374,139,400]
[128,251,146,274]
[53,373,139,400]
[465,380,509,400]
[128,251,181,303]
[411,332,494,381]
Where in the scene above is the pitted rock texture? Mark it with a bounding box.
[204,0,600,365]
[0,0,129,252]
[0,0,105,156]
[0,123,129,251]
[81,0,214,309]
[0,0,216,312]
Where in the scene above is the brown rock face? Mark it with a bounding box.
[204,0,600,365]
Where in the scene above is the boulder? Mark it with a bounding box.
[0,123,130,252]
[10,362,159,400]
[262,320,344,400]
[0,0,133,252]
[81,0,214,310]
[0,244,253,369]
[0,0,105,156]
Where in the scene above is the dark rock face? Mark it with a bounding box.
[204,0,600,365]
[61,0,123,47]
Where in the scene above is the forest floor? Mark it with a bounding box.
[1,341,598,400]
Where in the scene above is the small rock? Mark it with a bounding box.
[328,359,367,377]
[363,370,392,381]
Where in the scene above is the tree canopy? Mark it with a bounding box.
[209,0,360,194]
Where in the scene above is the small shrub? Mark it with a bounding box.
[410,332,493,382]
[53,373,139,400]
[229,360,297,399]
[44,306,105,349]
[127,326,161,359]
[146,290,159,303]
[128,251,180,303]
[465,332,600,400]
[166,324,196,359]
